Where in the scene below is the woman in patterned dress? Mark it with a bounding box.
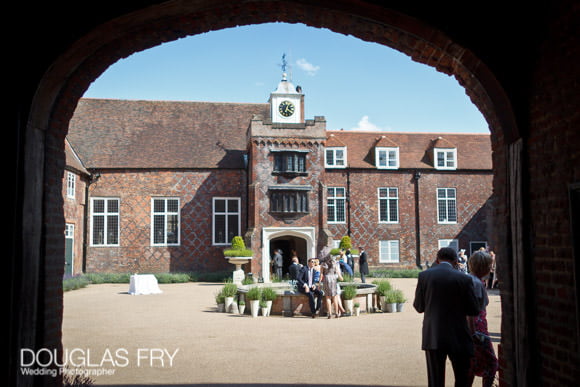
[321,254,343,318]
[467,251,499,387]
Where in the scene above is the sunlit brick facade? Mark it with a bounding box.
[66,76,492,280]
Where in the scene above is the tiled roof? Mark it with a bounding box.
[67,98,269,169]
[67,99,491,171]
[64,138,89,175]
[326,130,492,170]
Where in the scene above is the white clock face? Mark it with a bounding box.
[278,100,295,117]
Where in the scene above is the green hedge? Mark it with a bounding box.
[63,271,234,292]
[368,269,420,278]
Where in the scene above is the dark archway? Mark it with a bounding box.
[270,235,308,277]
[13,2,578,386]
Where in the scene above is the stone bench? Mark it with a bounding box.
[238,282,377,316]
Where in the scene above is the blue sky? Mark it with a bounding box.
[83,22,488,134]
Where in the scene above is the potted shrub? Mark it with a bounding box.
[238,299,246,315]
[383,289,398,313]
[223,236,253,257]
[341,284,357,315]
[223,236,253,285]
[339,236,359,255]
[246,287,262,318]
[261,287,277,316]
[353,302,361,316]
[259,300,268,316]
[394,289,407,312]
[221,281,238,313]
[374,280,392,312]
[215,290,226,312]
[339,236,352,251]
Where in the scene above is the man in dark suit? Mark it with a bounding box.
[288,257,302,281]
[358,247,369,283]
[296,258,323,318]
[413,247,481,387]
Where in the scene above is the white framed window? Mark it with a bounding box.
[327,187,346,223]
[379,240,400,263]
[437,188,457,223]
[376,147,399,169]
[66,171,76,199]
[438,239,459,251]
[151,198,180,246]
[434,148,457,170]
[65,223,75,239]
[90,198,120,246]
[378,187,399,223]
[213,197,241,245]
[325,147,347,168]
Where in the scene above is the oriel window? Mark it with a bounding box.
[273,151,307,175]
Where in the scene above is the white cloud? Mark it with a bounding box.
[350,116,391,131]
[295,58,320,76]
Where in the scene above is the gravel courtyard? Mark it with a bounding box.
[62,278,501,386]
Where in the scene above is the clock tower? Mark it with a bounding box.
[269,72,304,124]
[245,58,328,282]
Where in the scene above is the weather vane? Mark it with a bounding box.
[280,53,288,72]
[279,53,292,81]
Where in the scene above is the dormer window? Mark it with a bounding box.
[434,148,457,170]
[325,147,346,168]
[273,150,307,175]
[376,147,399,169]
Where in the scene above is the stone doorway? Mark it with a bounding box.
[270,235,308,279]
[261,227,316,282]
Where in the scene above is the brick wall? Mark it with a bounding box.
[327,169,493,268]
[525,2,580,384]
[86,169,247,274]
[61,170,88,275]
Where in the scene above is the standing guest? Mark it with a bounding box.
[485,250,495,289]
[296,258,324,318]
[321,254,344,318]
[338,249,353,276]
[346,248,355,275]
[490,251,499,289]
[272,249,283,279]
[458,250,468,274]
[358,247,369,283]
[288,256,302,281]
[413,247,481,387]
[467,251,499,387]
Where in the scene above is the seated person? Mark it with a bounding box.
[296,258,324,318]
[313,258,321,284]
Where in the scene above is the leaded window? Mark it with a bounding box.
[213,197,240,245]
[91,198,119,246]
[327,187,346,223]
[152,198,180,246]
[379,187,399,223]
[437,188,457,223]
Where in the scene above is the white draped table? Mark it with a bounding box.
[128,274,162,295]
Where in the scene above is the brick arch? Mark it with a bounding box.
[25,1,519,386]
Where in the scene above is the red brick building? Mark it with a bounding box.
[66,74,492,279]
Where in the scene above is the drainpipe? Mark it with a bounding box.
[346,167,351,237]
[414,170,422,269]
